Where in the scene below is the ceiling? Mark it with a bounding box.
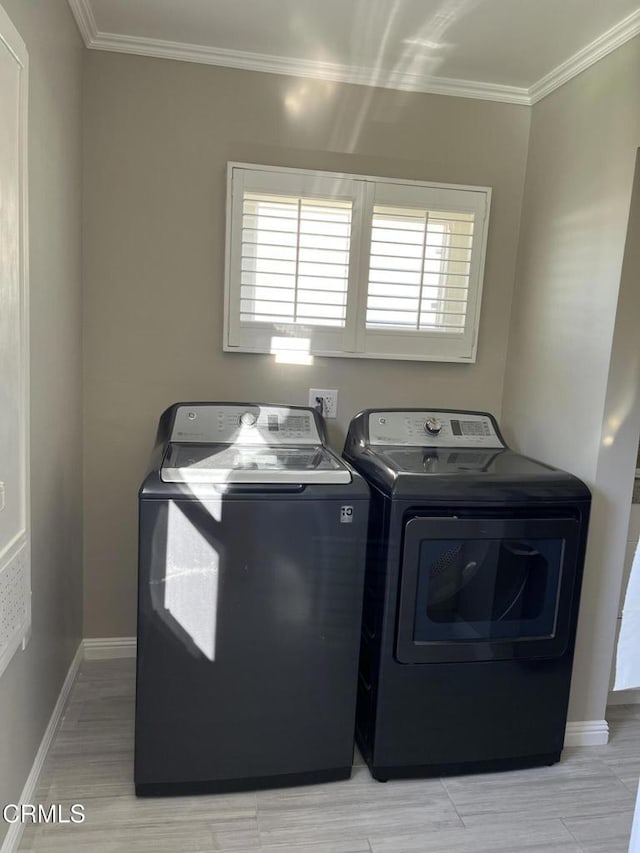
[68,0,640,104]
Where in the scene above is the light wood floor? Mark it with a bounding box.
[17,659,638,852]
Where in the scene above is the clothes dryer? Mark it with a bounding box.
[343,409,590,780]
[135,402,369,794]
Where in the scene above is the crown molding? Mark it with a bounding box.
[66,0,98,46]
[67,0,640,106]
[529,8,640,104]
[65,0,529,103]
[84,28,532,104]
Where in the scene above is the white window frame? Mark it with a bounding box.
[0,4,30,679]
[224,162,491,363]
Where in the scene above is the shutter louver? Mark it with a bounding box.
[366,206,475,333]
[241,192,352,328]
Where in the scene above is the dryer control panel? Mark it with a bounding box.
[367,410,504,448]
[170,404,322,445]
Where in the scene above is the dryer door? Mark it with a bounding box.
[396,515,580,664]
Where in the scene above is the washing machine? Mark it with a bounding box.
[343,408,590,780]
[135,402,369,795]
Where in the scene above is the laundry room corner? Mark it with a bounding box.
[501,41,640,735]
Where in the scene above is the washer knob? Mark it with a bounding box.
[240,411,257,427]
[425,417,442,435]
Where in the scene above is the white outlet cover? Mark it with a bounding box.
[308,389,338,419]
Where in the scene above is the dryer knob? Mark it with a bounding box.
[425,417,442,435]
[240,411,257,427]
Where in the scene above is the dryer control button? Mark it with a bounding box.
[240,411,257,427]
[425,417,442,435]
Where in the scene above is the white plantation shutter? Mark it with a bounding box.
[367,206,474,332]
[361,180,489,360]
[240,193,352,327]
[225,164,490,362]
[227,166,362,355]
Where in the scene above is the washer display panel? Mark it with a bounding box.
[171,405,321,445]
[368,411,504,448]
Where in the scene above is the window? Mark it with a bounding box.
[225,163,491,362]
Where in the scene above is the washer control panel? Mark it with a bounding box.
[170,405,321,445]
[367,411,504,448]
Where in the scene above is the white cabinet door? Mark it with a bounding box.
[0,3,29,678]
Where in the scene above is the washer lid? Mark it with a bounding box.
[161,443,352,485]
[375,447,505,474]
[343,409,590,501]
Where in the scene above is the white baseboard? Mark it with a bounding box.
[83,636,136,660]
[0,642,83,853]
[608,688,640,706]
[564,719,610,747]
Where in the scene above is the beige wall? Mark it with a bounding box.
[502,37,640,724]
[0,0,83,845]
[82,52,530,637]
[601,152,640,699]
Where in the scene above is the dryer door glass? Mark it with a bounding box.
[396,516,581,664]
[416,537,561,642]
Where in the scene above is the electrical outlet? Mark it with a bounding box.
[309,389,338,419]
